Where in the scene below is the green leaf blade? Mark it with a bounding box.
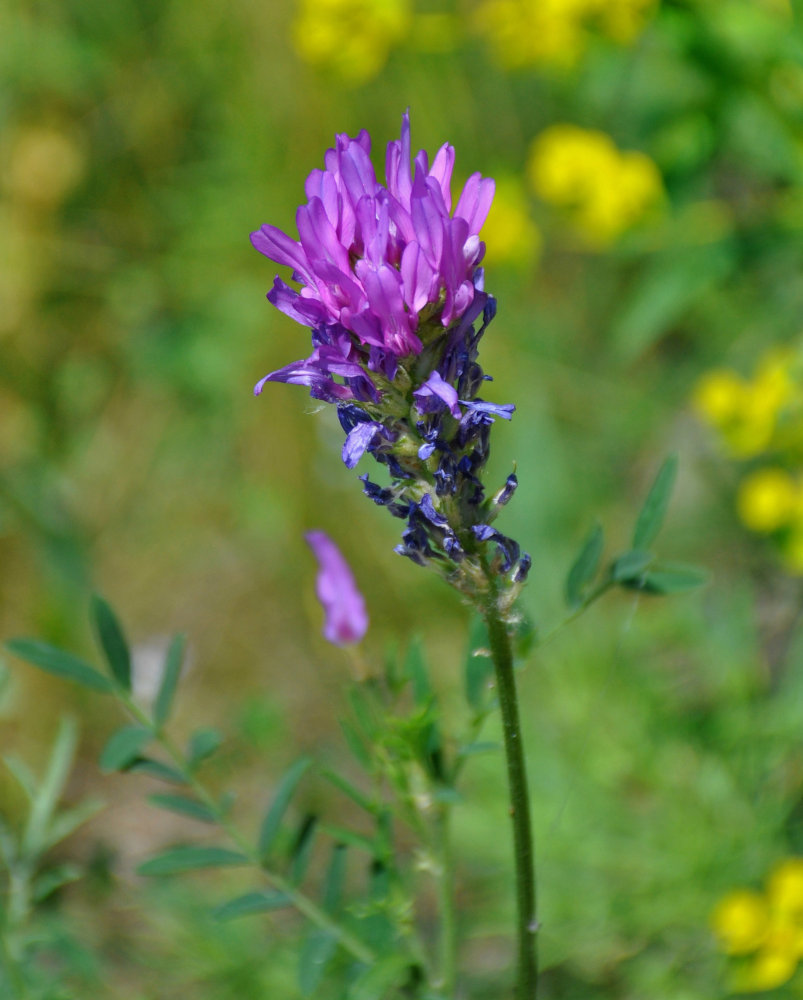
[565,523,604,609]
[6,639,113,694]
[100,726,152,773]
[91,596,131,691]
[137,846,249,876]
[610,550,654,584]
[154,634,185,729]
[148,793,216,823]
[632,454,678,550]
[258,756,312,861]
[213,890,292,921]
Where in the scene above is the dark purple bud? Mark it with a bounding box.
[513,552,532,583]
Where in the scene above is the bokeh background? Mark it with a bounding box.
[3,0,803,996]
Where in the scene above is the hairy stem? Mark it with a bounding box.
[481,579,538,1000]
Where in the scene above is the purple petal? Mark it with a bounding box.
[251,225,314,285]
[342,420,384,468]
[429,143,455,211]
[454,174,495,235]
[400,241,437,314]
[413,371,462,418]
[461,400,515,419]
[267,276,328,326]
[305,530,368,646]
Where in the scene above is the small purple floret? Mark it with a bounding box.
[305,530,369,646]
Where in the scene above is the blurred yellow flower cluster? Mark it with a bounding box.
[712,858,803,992]
[473,0,657,70]
[480,176,542,270]
[694,348,803,571]
[292,0,411,83]
[527,124,663,246]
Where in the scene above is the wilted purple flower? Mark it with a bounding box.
[305,531,368,646]
[251,110,494,400]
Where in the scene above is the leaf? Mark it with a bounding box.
[258,756,312,861]
[100,726,152,773]
[347,954,412,1000]
[24,718,80,857]
[44,797,104,852]
[565,523,604,610]
[632,455,678,551]
[148,793,215,823]
[322,844,347,914]
[154,634,185,729]
[340,719,371,769]
[298,930,338,997]
[128,758,187,784]
[187,728,222,768]
[636,562,709,595]
[91,595,131,691]
[137,846,249,876]
[319,823,376,856]
[6,639,113,693]
[464,617,492,711]
[290,814,317,884]
[213,891,292,921]
[320,769,375,815]
[32,863,81,903]
[610,550,654,584]
[404,639,431,704]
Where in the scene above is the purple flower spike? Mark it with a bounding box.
[305,531,368,646]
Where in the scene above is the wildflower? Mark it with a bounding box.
[528,124,662,245]
[252,113,529,599]
[292,0,411,84]
[736,468,797,533]
[305,531,368,645]
[712,858,803,992]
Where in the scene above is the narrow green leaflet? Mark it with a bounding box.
[565,523,604,609]
[340,719,371,769]
[320,768,375,815]
[187,728,222,768]
[290,815,318,884]
[154,634,185,729]
[347,954,412,1000]
[258,756,312,861]
[213,890,292,921]
[6,639,113,693]
[638,562,709,595]
[298,929,338,997]
[404,638,431,704]
[610,550,654,584]
[322,843,347,914]
[128,758,187,784]
[100,726,152,773]
[137,846,249,876]
[148,793,215,823]
[91,595,131,691]
[319,823,376,856]
[632,454,678,550]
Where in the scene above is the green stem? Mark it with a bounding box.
[0,927,30,1000]
[481,579,538,1000]
[433,804,457,994]
[120,695,377,967]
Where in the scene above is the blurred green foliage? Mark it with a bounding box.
[3,0,803,995]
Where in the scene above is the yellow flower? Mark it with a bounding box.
[733,947,798,992]
[528,125,662,245]
[293,0,410,83]
[693,369,748,428]
[472,0,590,69]
[711,889,770,955]
[481,177,542,269]
[769,859,803,921]
[736,468,797,533]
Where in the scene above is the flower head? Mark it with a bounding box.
[251,110,494,400]
[254,115,529,601]
[306,531,369,645]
